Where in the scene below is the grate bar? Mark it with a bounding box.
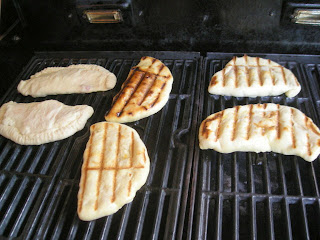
[233,196,239,240]
[283,199,293,240]
[0,178,29,235]
[300,200,311,240]
[266,198,275,240]
[250,197,257,240]
[8,178,42,237]
[116,204,132,240]
[214,195,223,240]
[293,158,304,196]
[310,162,320,196]
[99,214,113,239]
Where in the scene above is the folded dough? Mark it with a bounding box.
[208,55,301,97]
[78,122,150,221]
[17,64,117,97]
[105,56,173,123]
[199,104,320,162]
[0,100,94,145]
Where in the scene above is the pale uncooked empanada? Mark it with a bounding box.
[0,100,94,145]
[17,64,117,97]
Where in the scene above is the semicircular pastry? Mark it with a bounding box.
[0,100,93,145]
[105,56,173,123]
[78,122,150,221]
[199,104,320,162]
[208,55,301,98]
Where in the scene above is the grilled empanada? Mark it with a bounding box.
[18,64,117,97]
[78,122,150,221]
[0,100,93,145]
[208,55,301,97]
[105,56,173,123]
[199,104,320,161]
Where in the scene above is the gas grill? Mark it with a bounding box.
[1,1,320,239]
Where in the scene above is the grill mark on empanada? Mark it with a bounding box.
[150,82,167,108]
[117,71,146,117]
[244,55,250,87]
[112,68,138,106]
[86,166,145,171]
[291,109,296,149]
[137,74,157,105]
[111,125,121,203]
[231,106,239,141]
[247,105,253,140]
[234,65,238,88]
[266,59,276,86]
[222,68,226,87]
[215,111,224,141]
[79,125,96,212]
[256,57,263,86]
[306,118,320,136]
[270,68,276,86]
[281,66,287,85]
[95,123,108,210]
[307,133,312,156]
[277,104,281,139]
[138,64,166,106]
[128,132,134,197]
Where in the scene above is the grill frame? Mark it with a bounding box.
[0,51,202,240]
[2,51,320,239]
[189,52,320,240]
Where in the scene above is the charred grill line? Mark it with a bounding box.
[291,109,296,149]
[215,111,224,142]
[111,125,121,203]
[231,106,239,141]
[79,125,96,212]
[128,132,134,196]
[270,68,276,86]
[256,57,263,86]
[94,123,108,210]
[307,133,312,156]
[244,55,250,87]
[281,67,287,85]
[247,105,253,140]
[111,68,138,106]
[150,82,167,107]
[116,71,146,117]
[277,104,281,139]
[233,58,238,88]
[222,68,226,87]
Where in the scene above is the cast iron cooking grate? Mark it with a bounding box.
[0,51,201,239]
[189,53,320,240]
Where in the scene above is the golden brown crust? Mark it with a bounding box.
[105,56,173,123]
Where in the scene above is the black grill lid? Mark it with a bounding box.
[189,53,320,240]
[0,51,201,239]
